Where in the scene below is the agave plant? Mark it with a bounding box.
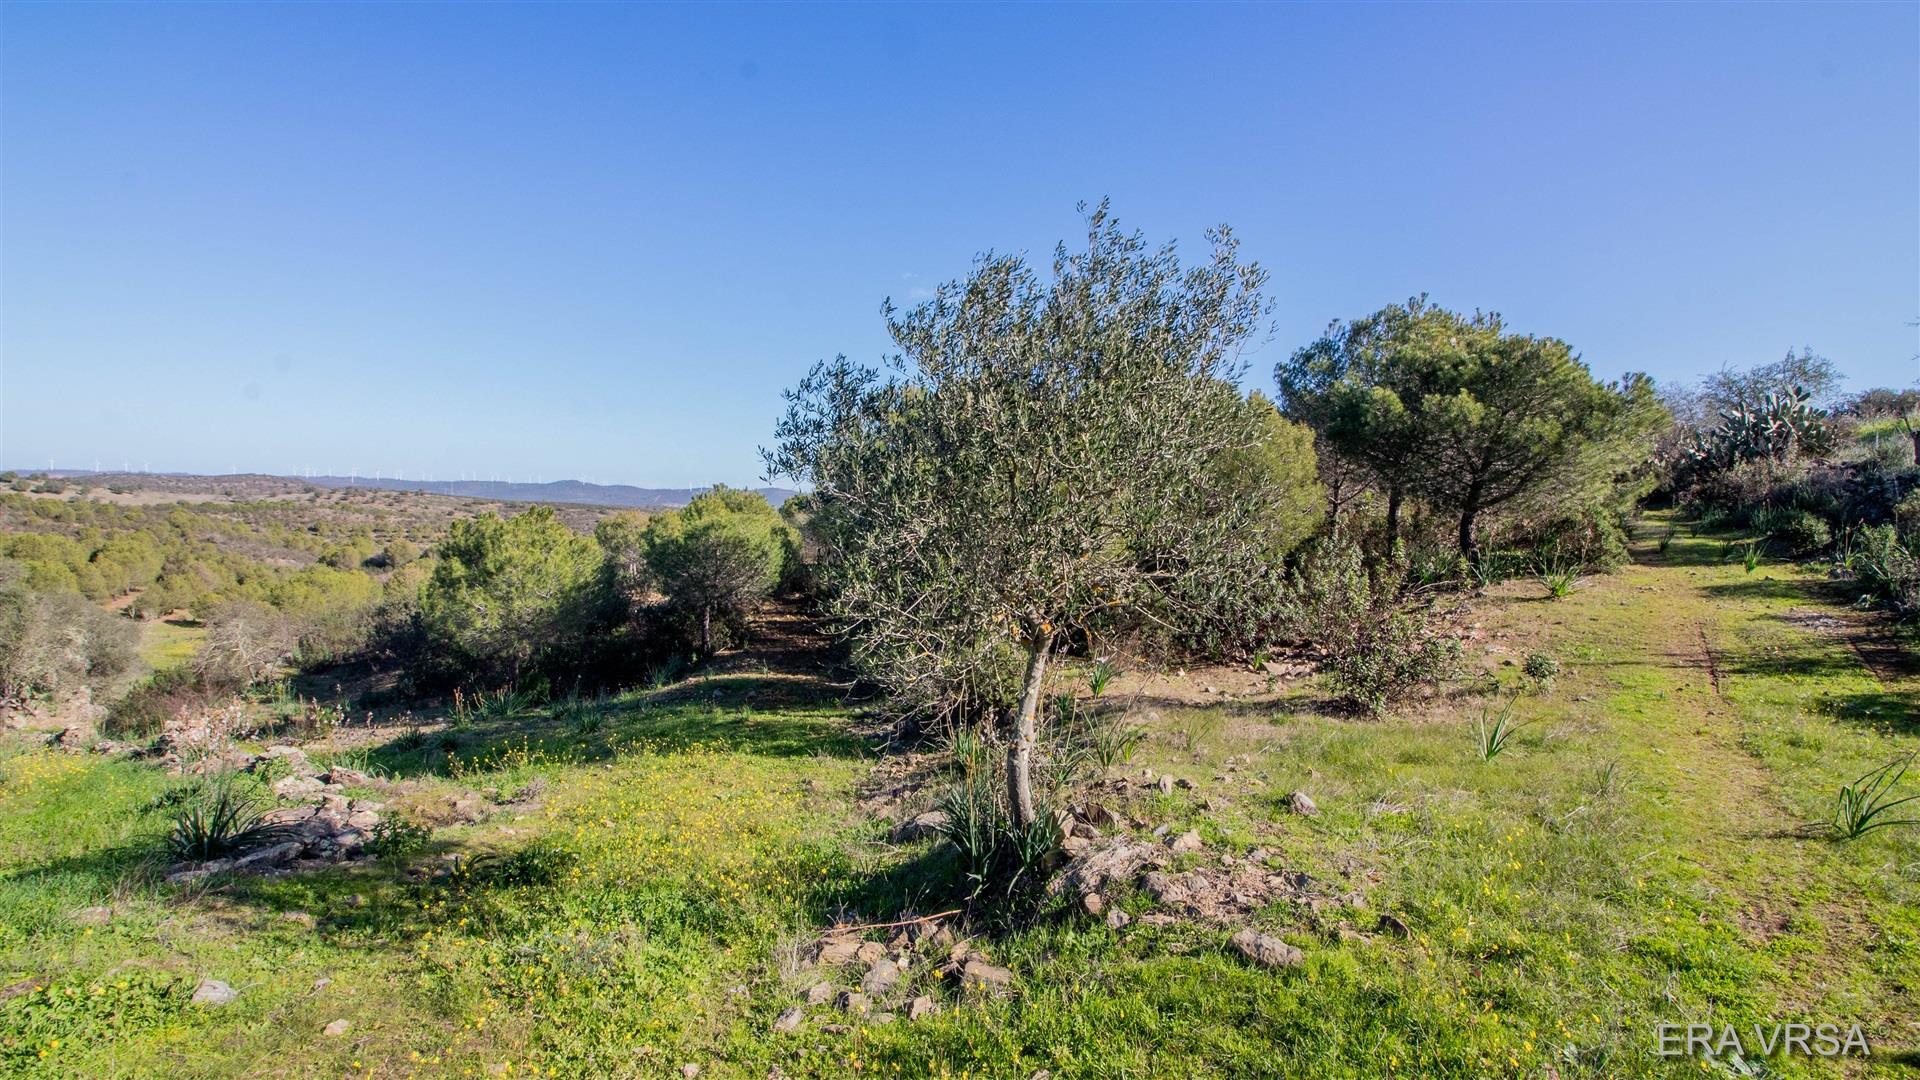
[1830,755,1920,840]
[166,772,301,862]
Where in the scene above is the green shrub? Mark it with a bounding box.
[1850,525,1920,620]
[103,668,216,740]
[1281,537,1463,717]
[633,486,795,657]
[365,818,433,860]
[1521,650,1561,693]
[1753,507,1831,555]
[1894,490,1920,548]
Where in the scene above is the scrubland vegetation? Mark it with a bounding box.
[2,208,1916,1077]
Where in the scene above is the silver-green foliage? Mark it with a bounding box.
[766,202,1299,828]
[1281,536,1463,717]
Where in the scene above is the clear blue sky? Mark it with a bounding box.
[3,2,1915,487]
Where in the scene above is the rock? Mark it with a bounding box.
[72,905,113,926]
[1157,775,1175,795]
[868,1011,896,1025]
[1169,830,1203,854]
[681,1065,700,1079]
[280,911,317,930]
[836,990,869,1014]
[861,957,900,995]
[890,810,951,843]
[319,766,369,786]
[1060,834,1091,854]
[1050,838,1165,899]
[1080,892,1106,916]
[313,978,333,991]
[1151,824,1171,838]
[253,746,312,774]
[925,925,956,950]
[323,1019,351,1036]
[804,982,834,1005]
[1077,802,1117,827]
[1105,908,1132,930]
[191,979,238,1006]
[907,995,937,1021]
[273,775,325,801]
[230,841,303,871]
[346,810,380,830]
[854,941,887,966]
[1287,791,1319,817]
[960,959,1013,991]
[1143,872,1190,906]
[50,726,88,750]
[772,1006,805,1033]
[1070,820,1101,840]
[1228,929,1304,969]
[1137,913,1179,927]
[1376,913,1411,938]
[815,936,861,966]
[446,797,489,824]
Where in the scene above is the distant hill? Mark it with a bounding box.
[302,476,797,510]
[23,470,796,510]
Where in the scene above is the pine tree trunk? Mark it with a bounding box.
[1384,485,1403,549]
[701,605,713,657]
[1458,490,1483,567]
[1006,635,1052,829]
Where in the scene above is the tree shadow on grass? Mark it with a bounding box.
[357,678,869,781]
[1699,578,1819,604]
[1813,688,1920,734]
[0,843,165,900]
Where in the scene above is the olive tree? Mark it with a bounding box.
[765,204,1290,828]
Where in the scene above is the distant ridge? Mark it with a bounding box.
[303,476,797,510]
[23,469,796,510]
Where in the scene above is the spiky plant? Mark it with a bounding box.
[1831,755,1920,840]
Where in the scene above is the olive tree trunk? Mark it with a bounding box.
[1006,634,1052,828]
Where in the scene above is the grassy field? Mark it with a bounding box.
[1,514,1915,1078]
[137,617,206,674]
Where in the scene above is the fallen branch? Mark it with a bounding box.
[820,908,963,936]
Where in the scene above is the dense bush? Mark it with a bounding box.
[1279,536,1462,716]
[103,667,222,740]
[636,487,795,657]
[0,559,139,706]
[1847,525,1920,621]
[419,506,606,684]
[194,601,296,687]
[1751,506,1831,556]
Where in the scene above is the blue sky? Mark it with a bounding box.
[3,2,1915,487]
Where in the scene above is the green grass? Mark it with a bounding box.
[136,617,204,673]
[2,514,1915,1077]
